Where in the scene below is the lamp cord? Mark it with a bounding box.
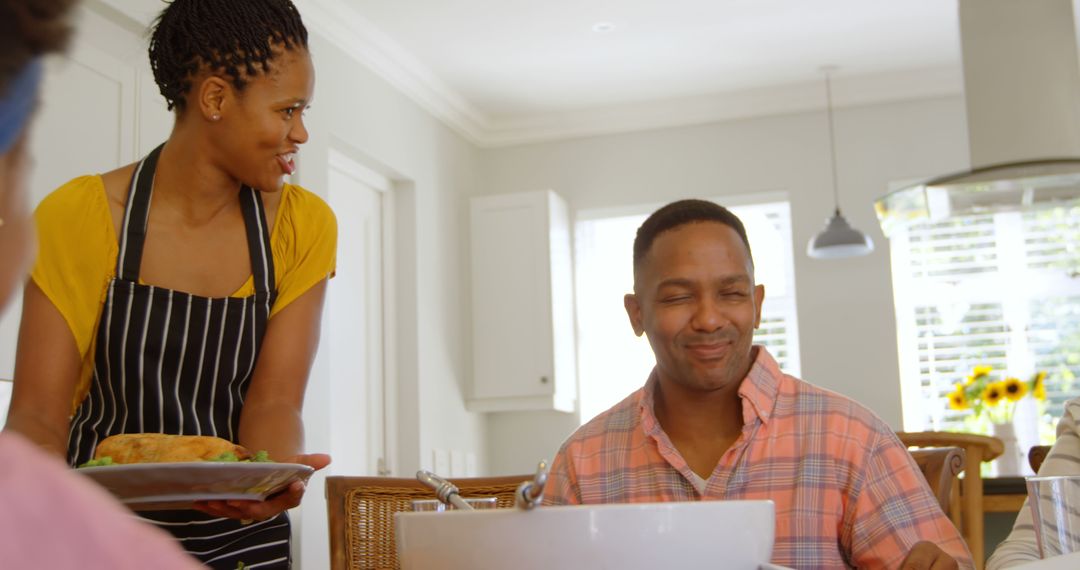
[824,71,841,215]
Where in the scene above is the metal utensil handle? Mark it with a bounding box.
[447,494,473,511]
[515,460,549,510]
[416,470,475,511]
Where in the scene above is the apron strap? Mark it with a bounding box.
[116,144,277,300]
[116,143,163,281]
[240,186,276,297]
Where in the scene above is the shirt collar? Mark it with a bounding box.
[639,345,784,431]
[737,346,783,426]
[639,368,664,439]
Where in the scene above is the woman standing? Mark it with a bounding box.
[7,1,336,567]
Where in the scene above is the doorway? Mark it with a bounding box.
[325,149,390,476]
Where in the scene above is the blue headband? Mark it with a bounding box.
[0,59,43,154]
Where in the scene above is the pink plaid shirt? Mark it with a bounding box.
[545,348,973,569]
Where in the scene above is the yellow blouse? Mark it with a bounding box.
[31,175,337,411]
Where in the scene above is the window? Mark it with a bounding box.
[891,204,1080,436]
[574,198,800,424]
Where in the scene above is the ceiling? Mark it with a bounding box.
[98,0,966,146]
[336,0,963,145]
[349,0,960,118]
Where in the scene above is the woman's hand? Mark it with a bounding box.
[192,453,331,522]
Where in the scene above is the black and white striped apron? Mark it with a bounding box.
[67,144,292,569]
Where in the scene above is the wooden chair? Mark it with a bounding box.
[326,474,529,570]
[910,447,965,513]
[898,432,1004,569]
[1029,445,1051,474]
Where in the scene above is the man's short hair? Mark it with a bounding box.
[632,199,754,270]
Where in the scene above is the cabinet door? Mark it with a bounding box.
[470,193,553,403]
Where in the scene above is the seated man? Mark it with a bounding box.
[545,199,971,569]
[987,396,1080,569]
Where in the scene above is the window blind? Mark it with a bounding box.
[893,205,1080,432]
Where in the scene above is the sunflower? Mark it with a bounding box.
[1003,377,1028,402]
[948,386,970,410]
[972,365,994,379]
[982,382,1005,407]
[1032,371,1047,401]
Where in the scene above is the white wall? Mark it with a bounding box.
[478,96,971,475]
[300,30,486,473]
[295,31,486,569]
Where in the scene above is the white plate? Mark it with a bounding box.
[77,462,314,511]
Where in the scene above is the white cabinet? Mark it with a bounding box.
[468,190,577,413]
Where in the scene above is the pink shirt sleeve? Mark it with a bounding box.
[0,432,203,569]
[544,446,582,506]
[845,432,974,569]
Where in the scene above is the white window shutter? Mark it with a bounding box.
[893,206,1080,432]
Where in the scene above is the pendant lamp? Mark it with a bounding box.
[807,68,874,259]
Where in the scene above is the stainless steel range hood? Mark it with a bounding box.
[875,0,1080,236]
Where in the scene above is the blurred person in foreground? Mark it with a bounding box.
[544,199,972,569]
[987,395,1080,569]
[0,1,201,567]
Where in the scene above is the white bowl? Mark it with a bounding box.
[395,500,775,570]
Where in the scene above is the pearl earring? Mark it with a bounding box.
[211,114,221,121]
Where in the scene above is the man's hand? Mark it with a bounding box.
[193,453,331,522]
[899,541,960,570]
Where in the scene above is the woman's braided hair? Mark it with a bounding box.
[0,0,76,93]
[148,0,308,111]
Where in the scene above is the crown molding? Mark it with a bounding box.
[300,0,962,148]
[89,0,157,29]
[91,0,493,144]
[480,66,964,148]
[92,0,964,149]
[297,0,491,145]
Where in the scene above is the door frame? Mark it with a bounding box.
[327,147,397,476]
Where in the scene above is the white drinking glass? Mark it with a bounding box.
[1027,475,1080,558]
[410,499,446,512]
[410,497,499,512]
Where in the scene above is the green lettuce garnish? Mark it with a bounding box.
[79,456,114,468]
[210,450,273,463]
[78,450,273,466]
